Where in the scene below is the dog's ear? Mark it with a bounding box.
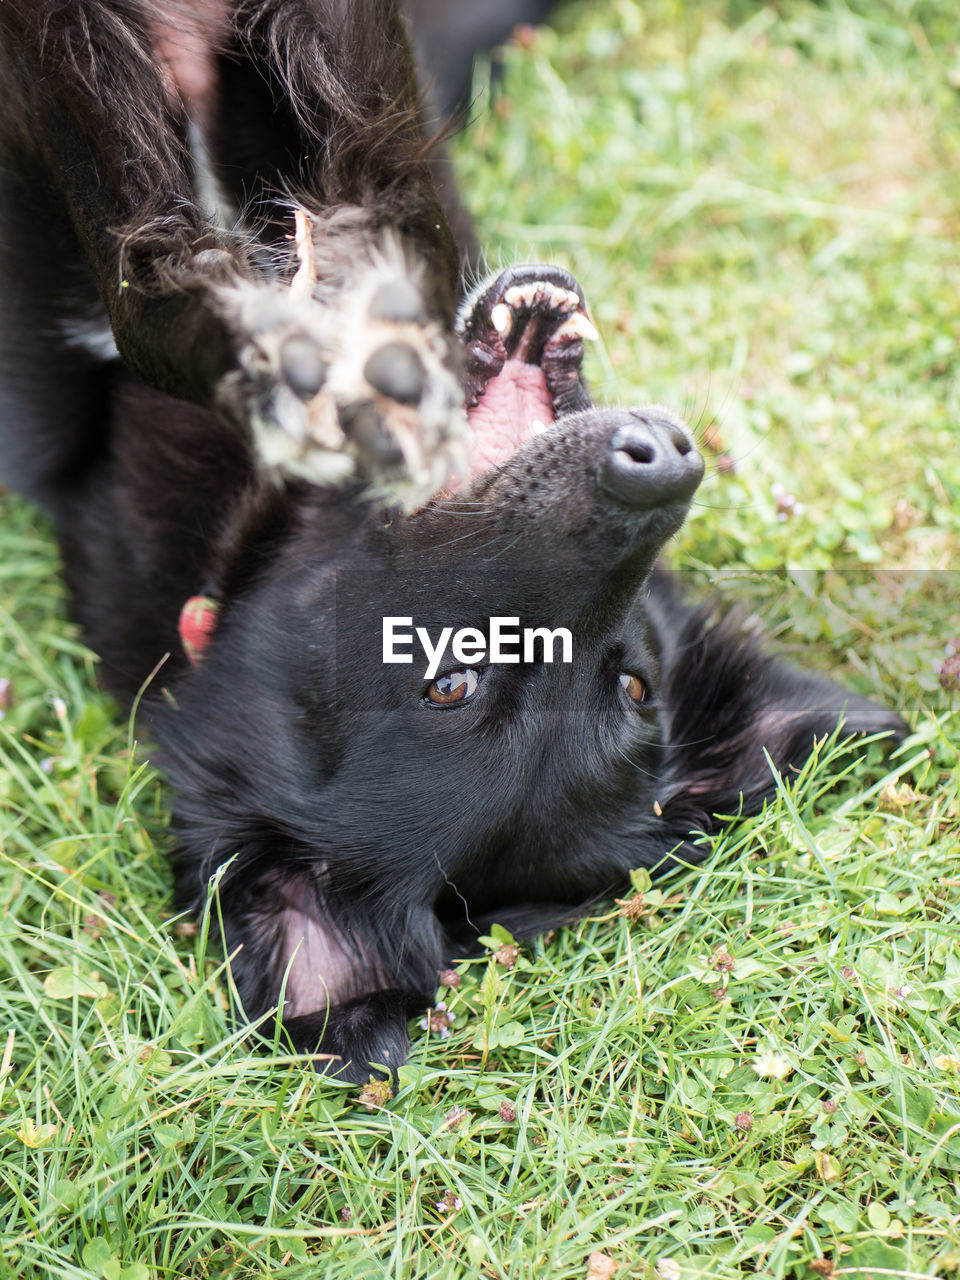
[657,601,906,822]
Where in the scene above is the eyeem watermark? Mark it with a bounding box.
[383,617,574,679]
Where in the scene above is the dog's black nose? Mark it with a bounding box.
[599,411,703,509]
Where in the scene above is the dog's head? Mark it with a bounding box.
[159,279,904,933]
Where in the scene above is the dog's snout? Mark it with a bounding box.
[599,413,703,509]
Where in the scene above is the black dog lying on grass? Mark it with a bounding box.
[0,0,905,1082]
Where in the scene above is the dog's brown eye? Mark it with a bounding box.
[619,672,646,703]
[424,668,481,706]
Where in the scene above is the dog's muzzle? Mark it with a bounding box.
[598,409,704,510]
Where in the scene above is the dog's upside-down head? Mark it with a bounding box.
[154,268,905,1083]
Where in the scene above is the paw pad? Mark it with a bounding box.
[363,342,425,406]
[280,335,328,400]
[214,242,467,504]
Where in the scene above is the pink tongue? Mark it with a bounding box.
[465,359,554,479]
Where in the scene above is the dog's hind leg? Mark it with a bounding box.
[0,0,216,505]
[0,0,466,504]
[0,156,117,506]
[0,3,251,413]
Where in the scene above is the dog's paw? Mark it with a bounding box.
[215,264,468,506]
[282,988,426,1083]
[319,266,469,504]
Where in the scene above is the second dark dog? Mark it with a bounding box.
[0,0,905,1081]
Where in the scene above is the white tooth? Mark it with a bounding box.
[491,303,512,335]
[559,313,599,342]
[504,284,537,307]
[530,419,548,435]
[544,283,576,312]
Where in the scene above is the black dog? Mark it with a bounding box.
[0,0,905,1082]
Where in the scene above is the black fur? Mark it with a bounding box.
[0,0,905,1083]
[406,0,557,117]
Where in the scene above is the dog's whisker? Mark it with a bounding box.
[432,853,477,933]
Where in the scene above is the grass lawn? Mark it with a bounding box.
[2,0,960,1276]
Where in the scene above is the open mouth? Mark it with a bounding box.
[455,265,597,482]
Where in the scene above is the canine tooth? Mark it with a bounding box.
[530,419,548,434]
[564,289,583,308]
[559,313,599,342]
[491,303,512,335]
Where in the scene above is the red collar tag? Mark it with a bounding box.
[179,595,221,664]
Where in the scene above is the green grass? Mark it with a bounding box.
[2,1,960,1276]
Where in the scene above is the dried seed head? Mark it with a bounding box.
[879,782,924,814]
[498,1100,517,1123]
[616,893,646,922]
[939,652,960,691]
[711,948,736,972]
[734,1111,754,1131]
[358,1078,393,1111]
[493,943,520,968]
[443,1105,469,1130]
[438,969,462,988]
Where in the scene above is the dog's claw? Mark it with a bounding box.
[558,312,599,342]
[192,247,240,281]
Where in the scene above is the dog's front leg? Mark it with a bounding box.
[282,989,434,1084]
[213,0,471,499]
[218,869,444,1082]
